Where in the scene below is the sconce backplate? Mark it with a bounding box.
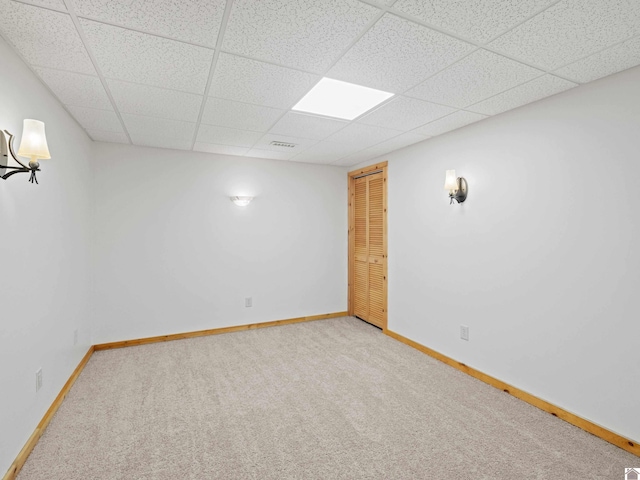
[454,177,468,203]
[0,131,8,175]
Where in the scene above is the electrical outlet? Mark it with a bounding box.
[460,325,469,341]
[36,368,42,392]
[245,297,252,308]
[74,329,78,346]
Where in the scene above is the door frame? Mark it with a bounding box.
[348,161,388,331]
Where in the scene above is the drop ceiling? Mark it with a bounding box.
[1,0,639,167]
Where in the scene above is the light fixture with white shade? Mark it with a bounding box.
[230,196,254,207]
[1,119,51,184]
[444,169,467,204]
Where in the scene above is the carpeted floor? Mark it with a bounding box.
[17,317,636,479]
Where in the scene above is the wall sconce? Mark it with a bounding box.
[0,119,51,184]
[230,196,254,207]
[444,169,467,204]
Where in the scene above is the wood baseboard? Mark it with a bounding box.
[94,311,348,351]
[384,329,639,458]
[3,346,95,480]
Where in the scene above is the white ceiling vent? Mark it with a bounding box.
[270,141,298,148]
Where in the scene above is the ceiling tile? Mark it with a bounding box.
[80,19,213,94]
[330,155,367,167]
[393,0,557,43]
[358,96,455,131]
[68,106,123,132]
[335,131,429,165]
[467,74,577,115]
[75,0,226,47]
[33,67,112,110]
[554,35,640,83]
[210,53,319,109]
[413,111,488,137]
[21,0,66,10]
[488,0,640,70]
[245,149,297,161]
[223,0,380,73]
[289,141,361,164]
[194,143,250,156]
[130,136,193,150]
[108,80,203,122]
[201,98,284,132]
[326,123,404,151]
[0,3,95,74]
[268,113,348,140]
[253,134,318,154]
[87,130,129,143]
[406,49,542,108]
[197,125,263,148]
[332,149,375,166]
[327,13,475,93]
[122,114,196,143]
[361,131,429,155]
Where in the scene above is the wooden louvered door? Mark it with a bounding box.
[349,163,387,330]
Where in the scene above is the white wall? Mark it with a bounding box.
[357,66,640,443]
[92,143,347,344]
[0,38,94,473]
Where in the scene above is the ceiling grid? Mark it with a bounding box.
[0,0,638,166]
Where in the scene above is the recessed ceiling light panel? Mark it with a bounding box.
[292,78,394,121]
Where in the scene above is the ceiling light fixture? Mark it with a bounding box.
[230,196,254,207]
[292,77,394,120]
[1,119,51,184]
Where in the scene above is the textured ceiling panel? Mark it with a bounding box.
[210,53,319,109]
[269,113,348,140]
[362,131,429,155]
[201,98,284,132]
[197,124,263,148]
[245,148,297,160]
[554,35,640,83]
[392,0,557,43]
[290,140,361,164]
[358,95,455,131]
[131,136,193,150]
[328,13,475,92]
[0,3,95,74]
[75,0,226,47]
[67,106,123,132]
[406,49,542,108]
[80,19,213,94]
[223,0,379,73]
[467,75,577,115]
[336,131,428,165]
[20,0,66,10]
[253,134,318,154]
[194,143,250,156]
[34,67,112,110]
[330,155,369,167]
[108,80,203,122]
[122,114,196,143]
[87,130,129,143]
[326,122,404,151]
[413,111,488,136]
[489,0,640,70]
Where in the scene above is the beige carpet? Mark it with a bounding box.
[17,317,636,479]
